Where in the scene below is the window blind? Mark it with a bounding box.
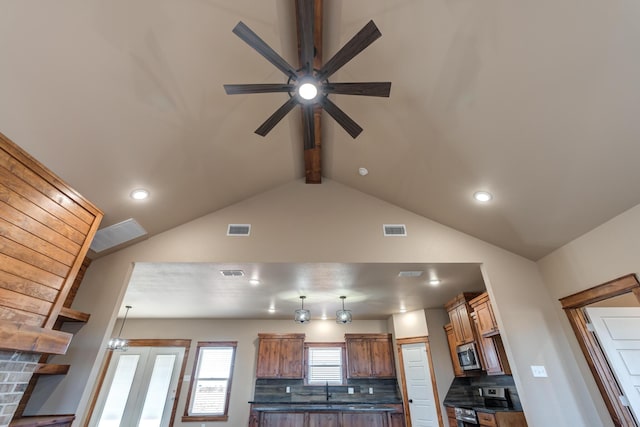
[308,347,343,384]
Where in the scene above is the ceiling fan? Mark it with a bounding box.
[223,0,391,151]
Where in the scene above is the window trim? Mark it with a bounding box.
[182,341,237,422]
[304,342,346,385]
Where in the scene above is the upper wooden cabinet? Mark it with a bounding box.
[469,292,499,337]
[345,334,395,378]
[256,333,305,378]
[445,293,480,346]
[444,323,465,377]
[0,133,102,354]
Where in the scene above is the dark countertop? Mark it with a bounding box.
[249,402,402,412]
[444,402,524,414]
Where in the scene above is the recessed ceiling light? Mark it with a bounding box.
[321,314,328,320]
[399,308,407,313]
[358,167,369,176]
[473,191,493,202]
[429,279,441,286]
[249,279,260,286]
[268,307,276,313]
[130,189,149,200]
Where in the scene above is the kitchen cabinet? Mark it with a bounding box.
[444,323,465,377]
[341,412,387,427]
[388,411,406,427]
[445,406,457,427]
[469,293,499,337]
[477,411,528,427]
[469,293,511,376]
[445,293,480,345]
[260,412,305,427]
[345,334,395,378]
[256,333,305,378]
[308,412,339,427]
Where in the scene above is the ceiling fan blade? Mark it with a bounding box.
[297,0,315,73]
[323,82,391,97]
[233,22,299,80]
[224,84,294,95]
[316,20,381,81]
[302,104,316,150]
[255,97,299,136]
[320,97,363,138]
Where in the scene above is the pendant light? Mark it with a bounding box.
[107,305,131,351]
[336,296,352,324]
[294,296,310,324]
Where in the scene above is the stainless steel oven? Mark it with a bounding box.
[454,407,478,426]
[456,342,481,370]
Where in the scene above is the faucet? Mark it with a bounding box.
[325,381,332,401]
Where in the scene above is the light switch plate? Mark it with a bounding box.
[368,387,374,394]
[286,386,291,393]
[348,387,354,394]
[531,365,548,377]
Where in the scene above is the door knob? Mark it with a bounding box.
[408,399,413,403]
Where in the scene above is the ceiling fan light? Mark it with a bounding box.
[298,82,318,100]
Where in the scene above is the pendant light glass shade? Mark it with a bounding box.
[294,296,311,323]
[107,305,131,351]
[336,296,352,324]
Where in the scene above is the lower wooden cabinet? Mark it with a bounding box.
[478,411,528,427]
[309,412,340,427]
[342,412,387,427]
[445,406,457,427]
[260,412,305,427]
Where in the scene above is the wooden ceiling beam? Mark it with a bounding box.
[296,0,323,184]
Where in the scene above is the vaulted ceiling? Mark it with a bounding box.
[3,0,640,262]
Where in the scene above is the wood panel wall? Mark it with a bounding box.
[0,132,102,354]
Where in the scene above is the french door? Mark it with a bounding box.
[90,346,186,427]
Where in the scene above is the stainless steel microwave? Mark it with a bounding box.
[456,342,481,370]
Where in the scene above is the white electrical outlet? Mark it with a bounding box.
[286,386,291,393]
[348,387,354,394]
[368,387,374,394]
[531,365,548,377]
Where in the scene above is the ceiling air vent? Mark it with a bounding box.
[383,224,407,237]
[398,271,423,277]
[227,224,251,236]
[90,218,147,252]
[220,270,245,277]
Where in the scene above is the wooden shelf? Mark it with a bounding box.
[10,415,75,427]
[57,307,90,323]
[34,364,70,375]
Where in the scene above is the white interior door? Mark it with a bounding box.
[586,307,640,423]
[90,346,185,427]
[401,342,439,427]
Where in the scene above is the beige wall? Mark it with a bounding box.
[30,179,606,427]
[538,202,640,427]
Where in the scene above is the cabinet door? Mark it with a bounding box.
[389,412,406,427]
[475,301,498,337]
[478,335,502,375]
[456,304,475,344]
[308,412,339,427]
[346,339,372,378]
[342,412,386,427]
[278,338,304,378]
[477,411,497,427]
[256,339,281,378]
[370,338,395,377]
[260,412,305,427]
[444,324,464,377]
[448,306,465,345]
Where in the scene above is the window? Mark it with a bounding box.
[183,342,237,421]
[305,343,345,385]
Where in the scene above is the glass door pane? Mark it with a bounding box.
[97,355,140,427]
[138,355,177,427]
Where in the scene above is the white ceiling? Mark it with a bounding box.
[2,1,640,318]
[123,262,485,319]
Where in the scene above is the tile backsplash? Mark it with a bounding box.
[252,378,402,403]
[443,374,523,410]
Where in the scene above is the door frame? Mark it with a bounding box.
[396,336,443,427]
[84,339,191,427]
[559,273,640,427]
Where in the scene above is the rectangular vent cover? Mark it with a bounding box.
[90,218,147,252]
[220,270,245,277]
[227,224,251,236]
[383,224,407,237]
[398,271,423,277]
